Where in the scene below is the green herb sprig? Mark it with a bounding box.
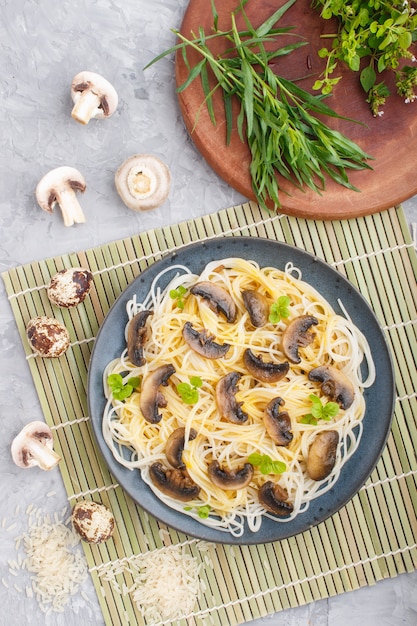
[146,0,372,211]
[301,393,339,425]
[312,0,417,116]
[177,376,203,404]
[248,452,286,475]
[169,285,187,309]
[269,295,291,323]
[107,373,141,402]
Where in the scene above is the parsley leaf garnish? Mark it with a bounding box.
[176,376,203,405]
[269,295,291,324]
[301,393,339,425]
[169,285,187,309]
[248,453,286,475]
[107,373,141,402]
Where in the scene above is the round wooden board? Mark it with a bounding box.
[176,0,417,220]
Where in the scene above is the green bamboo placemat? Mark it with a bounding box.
[3,201,417,625]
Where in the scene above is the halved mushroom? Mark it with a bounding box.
[258,481,294,517]
[215,371,248,424]
[127,310,153,367]
[149,462,200,501]
[207,460,254,490]
[306,430,339,481]
[281,315,318,363]
[139,364,176,423]
[70,71,118,124]
[308,364,355,410]
[190,281,237,323]
[36,166,87,227]
[264,397,293,446]
[115,154,171,211]
[165,427,197,469]
[11,421,61,470]
[242,290,269,327]
[26,316,70,358]
[243,348,289,383]
[47,267,93,308]
[182,322,230,359]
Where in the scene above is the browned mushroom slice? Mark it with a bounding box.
[242,290,269,327]
[127,310,153,366]
[165,427,197,469]
[243,348,289,383]
[182,322,230,359]
[215,372,248,424]
[264,397,293,446]
[281,315,318,363]
[258,481,294,517]
[306,430,339,481]
[139,364,176,424]
[208,460,254,490]
[149,462,200,501]
[308,364,355,410]
[190,281,237,322]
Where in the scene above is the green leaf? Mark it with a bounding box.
[198,504,211,519]
[269,295,291,323]
[360,65,376,92]
[248,452,286,475]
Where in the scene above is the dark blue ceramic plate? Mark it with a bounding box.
[87,237,395,545]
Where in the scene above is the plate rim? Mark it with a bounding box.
[87,235,395,545]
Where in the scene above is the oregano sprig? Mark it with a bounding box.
[145,0,372,211]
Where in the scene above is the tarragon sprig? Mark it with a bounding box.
[145,0,372,211]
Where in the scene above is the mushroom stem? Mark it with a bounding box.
[54,187,86,227]
[71,89,102,125]
[26,438,61,470]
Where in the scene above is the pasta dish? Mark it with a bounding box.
[102,257,374,536]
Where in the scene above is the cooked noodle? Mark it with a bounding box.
[102,258,374,536]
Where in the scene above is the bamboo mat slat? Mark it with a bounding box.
[2,201,417,626]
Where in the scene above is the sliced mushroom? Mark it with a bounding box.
[71,501,115,543]
[308,364,355,410]
[208,460,254,490]
[190,281,237,323]
[11,421,61,470]
[149,462,200,501]
[243,348,289,383]
[264,397,293,446]
[47,267,93,308]
[70,71,118,124]
[182,321,230,359]
[165,427,197,469]
[139,364,176,423]
[127,310,153,367]
[258,481,294,517]
[26,316,70,358]
[215,371,248,424]
[242,290,269,327]
[281,314,318,363]
[115,154,171,211]
[35,166,87,227]
[306,430,339,481]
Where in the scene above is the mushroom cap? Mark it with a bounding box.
[71,71,118,120]
[258,481,294,517]
[35,166,86,214]
[281,314,318,363]
[243,348,289,383]
[215,371,248,424]
[71,500,115,543]
[306,430,339,481]
[182,322,230,359]
[149,462,201,501]
[190,281,237,323]
[115,154,171,211]
[264,397,293,446]
[308,364,355,410]
[127,310,153,366]
[139,364,176,423]
[207,460,254,490]
[242,290,269,327]
[11,421,61,470]
[47,267,93,308]
[165,427,197,469]
[26,316,70,357]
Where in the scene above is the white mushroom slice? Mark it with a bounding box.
[115,154,171,211]
[70,71,118,125]
[36,166,87,227]
[11,421,61,470]
[26,316,70,358]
